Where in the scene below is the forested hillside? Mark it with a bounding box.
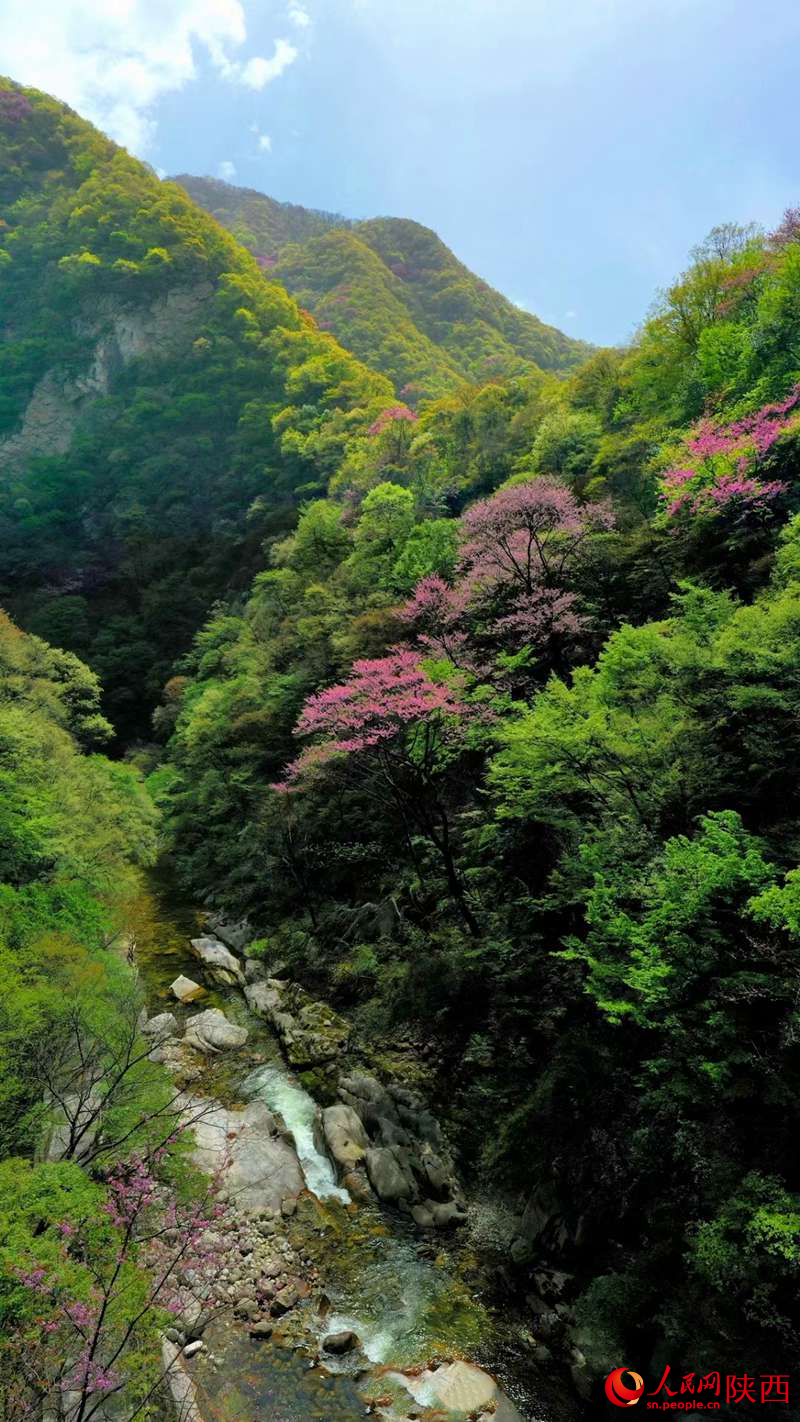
[2,72,800,1414]
[0,81,393,738]
[177,175,590,399]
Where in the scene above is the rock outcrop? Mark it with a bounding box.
[329,1073,466,1228]
[244,977,350,1065]
[0,286,212,472]
[321,1103,369,1172]
[141,1011,179,1041]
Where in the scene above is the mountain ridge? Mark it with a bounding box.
[174,174,591,400]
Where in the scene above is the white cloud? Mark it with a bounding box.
[239,39,297,90]
[258,133,272,152]
[0,0,298,154]
[218,159,237,179]
[288,3,311,26]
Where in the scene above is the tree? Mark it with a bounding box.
[274,649,483,932]
[403,479,614,667]
[0,1150,226,1422]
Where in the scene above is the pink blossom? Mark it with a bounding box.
[367,405,418,437]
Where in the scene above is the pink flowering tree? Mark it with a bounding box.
[274,649,483,933]
[368,404,418,437]
[660,386,800,521]
[3,1148,228,1422]
[402,479,614,672]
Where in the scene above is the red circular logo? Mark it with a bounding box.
[605,1369,645,1407]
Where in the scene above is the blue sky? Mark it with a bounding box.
[3,0,800,344]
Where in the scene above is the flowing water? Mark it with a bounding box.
[132,871,550,1421]
[242,1064,351,1205]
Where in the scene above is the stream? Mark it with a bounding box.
[128,874,560,1422]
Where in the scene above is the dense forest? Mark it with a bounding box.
[2,74,800,1417]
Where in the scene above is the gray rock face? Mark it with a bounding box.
[244,979,283,1016]
[189,1098,304,1215]
[417,1360,524,1419]
[322,1103,369,1173]
[189,936,245,986]
[45,1091,101,1163]
[0,286,212,472]
[141,1011,179,1041]
[170,975,205,1003]
[184,1008,248,1054]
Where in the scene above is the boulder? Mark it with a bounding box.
[322,1330,358,1355]
[245,978,350,1065]
[428,1199,467,1229]
[189,1098,304,1215]
[188,935,245,986]
[272,1283,299,1315]
[249,1319,274,1338]
[428,1361,499,1413]
[184,1008,248,1054]
[170,975,205,1003]
[45,1091,101,1163]
[244,979,283,1017]
[365,1146,417,1205]
[322,1103,369,1173]
[141,1011,179,1041]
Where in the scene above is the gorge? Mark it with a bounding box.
[1,72,800,1422]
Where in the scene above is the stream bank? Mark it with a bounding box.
[128,874,580,1422]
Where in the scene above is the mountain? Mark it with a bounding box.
[175,175,591,400]
[0,79,393,736]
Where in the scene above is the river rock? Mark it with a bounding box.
[249,1319,274,1337]
[189,1098,304,1214]
[427,1199,467,1228]
[365,1146,417,1205]
[184,1007,248,1053]
[189,935,245,986]
[141,1011,179,1041]
[45,1090,102,1163]
[272,1283,299,1315]
[322,1329,357,1354]
[322,1103,369,1172]
[170,975,205,1003]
